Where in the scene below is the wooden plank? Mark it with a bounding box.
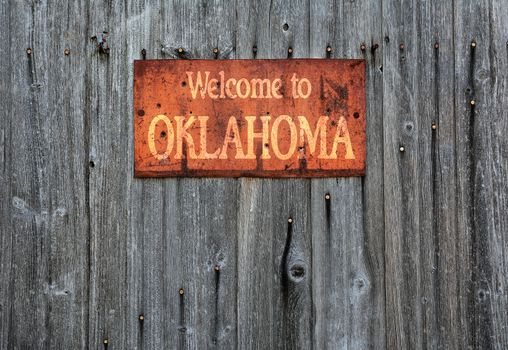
[343,0,387,347]
[0,0,13,347]
[236,0,313,348]
[0,1,89,349]
[415,1,461,349]
[453,1,489,349]
[234,3,275,349]
[382,1,423,348]
[87,1,131,348]
[155,1,239,349]
[121,2,165,349]
[455,1,508,349]
[485,1,508,347]
[310,0,385,348]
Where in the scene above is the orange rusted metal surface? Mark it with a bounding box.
[134,59,365,177]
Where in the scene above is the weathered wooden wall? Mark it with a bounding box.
[1,0,507,349]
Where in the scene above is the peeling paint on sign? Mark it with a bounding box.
[134,59,365,177]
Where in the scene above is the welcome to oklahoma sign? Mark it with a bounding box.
[134,59,365,177]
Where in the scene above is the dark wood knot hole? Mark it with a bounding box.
[289,264,306,282]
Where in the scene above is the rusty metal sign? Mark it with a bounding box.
[134,59,365,177]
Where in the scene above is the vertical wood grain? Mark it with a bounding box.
[87,1,130,348]
[454,0,508,348]
[486,2,508,346]
[382,1,422,348]
[309,0,385,348]
[123,2,165,350]
[235,1,313,349]
[0,1,90,349]
[416,1,460,349]
[2,1,508,349]
[158,1,239,349]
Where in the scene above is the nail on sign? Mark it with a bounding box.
[134,59,365,177]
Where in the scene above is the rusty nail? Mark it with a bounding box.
[326,45,332,53]
[399,146,405,152]
[360,43,366,51]
[178,47,184,53]
[399,43,405,50]
[103,339,109,345]
[470,100,476,106]
[288,47,293,54]
[325,194,330,200]
[179,288,184,295]
[214,265,220,272]
[288,217,293,223]
[64,48,70,56]
[431,122,437,130]
[471,41,476,48]
[26,48,32,55]
[139,315,144,321]
[434,42,439,49]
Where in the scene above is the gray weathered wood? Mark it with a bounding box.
[454,1,508,348]
[309,0,385,348]
[1,1,90,349]
[382,0,423,347]
[2,1,508,349]
[236,1,313,349]
[416,1,461,349]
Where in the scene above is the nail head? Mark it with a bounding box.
[326,46,332,53]
[139,315,144,321]
[103,339,108,344]
[26,48,32,55]
[360,43,366,51]
[178,47,184,53]
[212,47,219,54]
[399,146,405,152]
[214,265,220,272]
[288,47,293,54]
[288,217,293,223]
[434,42,439,49]
[431,122,437,130]
[399,43,405,50]
[325,194,330,200]
[471,41,476,48]
[470,100,476,106]
[179,288,184,295]
[64,48,70,56]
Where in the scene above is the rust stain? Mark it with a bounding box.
[134,59,366,178]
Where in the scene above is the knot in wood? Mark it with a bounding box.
[288,262,306,282]
[353,277,368,294]
[477,289,489,302]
